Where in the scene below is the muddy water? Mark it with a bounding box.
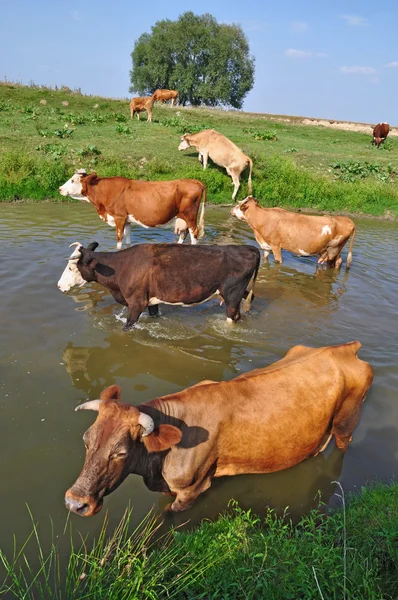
[0,203,397,556]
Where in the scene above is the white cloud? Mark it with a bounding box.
[291,21,308,32]
[340,65,376,75]
[386,61,398,68]
[340,14,368,26]
[285,49,328,59]
[71,10,81,21]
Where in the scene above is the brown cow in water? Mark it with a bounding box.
[152,89,179,106]
[129,96,154,122]
[179,129,253,200]
[372,122,390,148]
[64,341,373,515]
[59,171,206,248]
[231,197,356,269]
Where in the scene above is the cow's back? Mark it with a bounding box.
[195,129,249,166]
[159,342,372,474]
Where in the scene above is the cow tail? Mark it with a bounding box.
[247,157,253,195]
[346,226,356,268]
[197,185,206,239]
[243,252,260,312]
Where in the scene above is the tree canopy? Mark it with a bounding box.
[130,12,255,109]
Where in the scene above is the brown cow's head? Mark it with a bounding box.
[230,196,258,221]
[65,385,182,516]
[178,134,191,151]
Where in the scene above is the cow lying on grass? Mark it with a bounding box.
[59,170,206,248]
[64,341,373,515]
[231,197,356,269]
[57,242,260,330]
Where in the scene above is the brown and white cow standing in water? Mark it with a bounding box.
[372,122,390,148]
[152,89,179,106]
[129,96,154,122]
[58,242,260,329]
[59,170,206,248]
[178,129,253,200]
[231,197,356,269]
[64,341,373,515]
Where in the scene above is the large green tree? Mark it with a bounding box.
[130,12,255,109]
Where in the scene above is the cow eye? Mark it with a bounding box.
[110,451,127,460]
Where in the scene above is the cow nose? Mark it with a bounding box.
[65,495,90,515]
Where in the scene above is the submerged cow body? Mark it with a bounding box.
[129,96,154,121]
[57,242,260,330]
[59,171,206,248]
[65,341,373,515]
[372,122,390,148]
[152,89,179,106]
[178,129,253,200]
[231,197,356,269]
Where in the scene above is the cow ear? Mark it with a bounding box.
[100,385,121,402]
[87,242,99,252]
[142,424,182,453]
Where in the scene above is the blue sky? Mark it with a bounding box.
[1,0,397,122]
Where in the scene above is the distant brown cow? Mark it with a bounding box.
[129,96,154,122]
[64,341,373,515]
[152,89,179,106]
[59,171,206,248]
[231,197,356,269]
[372,122,390,148]
[179,129,253,200]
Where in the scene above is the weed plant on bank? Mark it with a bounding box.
[0,484,397,599]
[0,82,397,217]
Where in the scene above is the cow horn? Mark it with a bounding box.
[138,412,154,437]
[75,400,103,412]
[69,242,82,248]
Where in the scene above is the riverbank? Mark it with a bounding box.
[0,82,397,217]
[1,483,397,599]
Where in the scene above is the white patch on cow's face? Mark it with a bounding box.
[58,261,87,292]
[178,139,190,151]
[231,206,246,221]
[321,225,332,236]
[298,248,310,256]
[59,173,88,201]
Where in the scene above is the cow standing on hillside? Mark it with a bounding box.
[152,89,179,106]
[372,122,390,148]
[59,170,206,248]
[178,129,253,200]
[129,96,154,122]
[64,341,373,515]
[231,196,356,269]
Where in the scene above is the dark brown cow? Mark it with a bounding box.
[59,171,206,248]
[129,96,154,122]
[231,197,356,269]
[58,242,260,329]
[372,122,390,148]
[152,89,179,106]
[64,341,373,515]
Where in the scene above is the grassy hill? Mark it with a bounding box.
[0,82,397,217]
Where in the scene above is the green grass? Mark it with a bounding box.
[0,81,397,216]
[1,484,397,599]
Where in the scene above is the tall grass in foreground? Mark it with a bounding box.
[1,484,397,599]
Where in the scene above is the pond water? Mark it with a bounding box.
[0,202,397,558]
